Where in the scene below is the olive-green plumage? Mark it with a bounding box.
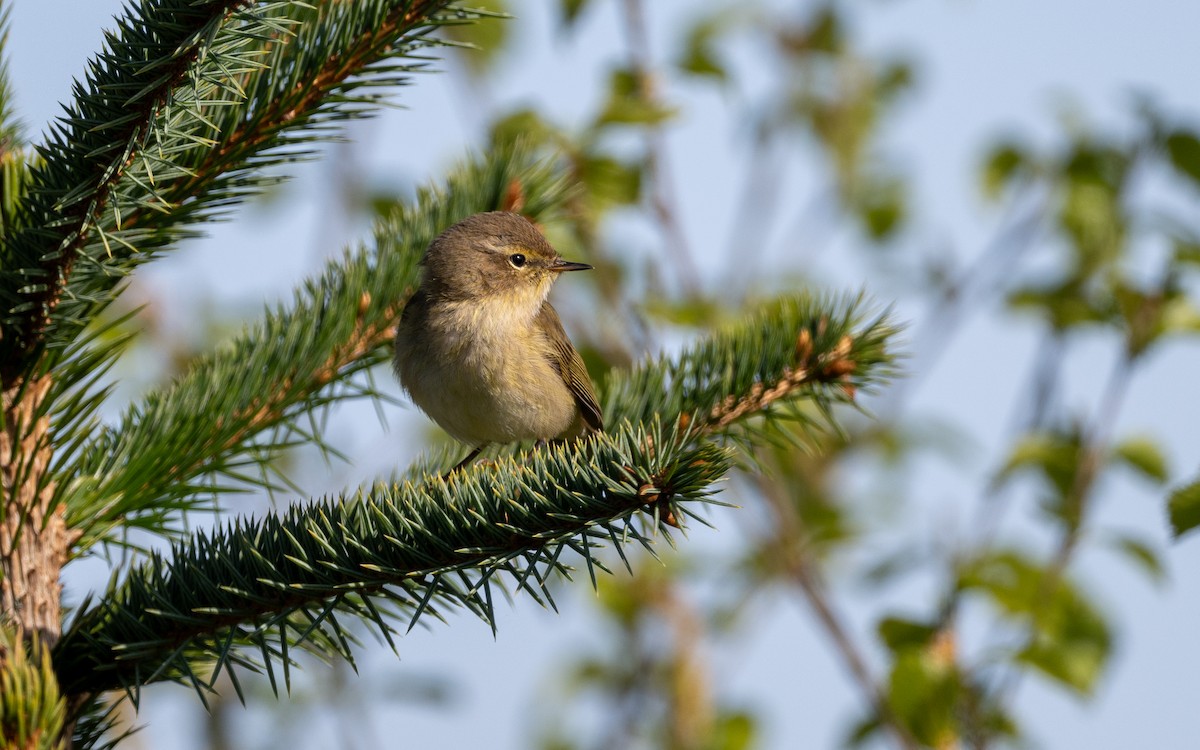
[393,212,602,453]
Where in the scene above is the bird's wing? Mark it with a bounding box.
[537,303,604,432]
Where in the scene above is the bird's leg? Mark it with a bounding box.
[445,444,486,477]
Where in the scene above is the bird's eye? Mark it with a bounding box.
[509,253,527,268]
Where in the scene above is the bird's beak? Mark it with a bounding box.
[550,258,593,272]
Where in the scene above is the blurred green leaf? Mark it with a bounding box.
[960,551,1112,695]
[1057,144,1129,266]
[1172,237,1200,266]
[1165,129,1200,187]
[855,177,906,241]
[579,155,642,209]
[876,61,914,104]
[1007,279,1113,331]
[710,711,758,750]
[1105,533,1165,584]
[1063,141,1128,185]
[877,616,937,653]
[677,11,732,83]
[489,108,561,150]
[1160,294,1200,337]
[595,572,644,627]
[595,68,677,128]
[1113,280,1178,357]
[982,142,1030,200]
[643,296,727,328]
[887,650,959,747]
[1018,629,1109,697]
[776,6,841,57]
[1111,436,1168,484]
[559,0,592,30]
[843,714,882,749]
[996,430,1082,503]
[1167,479,1200,539]
[1059,179,1124,264]
[444,0,510,76]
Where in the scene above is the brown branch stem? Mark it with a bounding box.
[1042,350,1135,592]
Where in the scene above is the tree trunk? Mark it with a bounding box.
[1,376,66,643]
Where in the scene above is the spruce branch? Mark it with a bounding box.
[58,147,570,554]
[52,291,896,700]
[69,695,132,750]
[602,293,894,439]
[53,420,731,698]
[84,0,465,271]
[0,0,253,378]
[2,0,465,383]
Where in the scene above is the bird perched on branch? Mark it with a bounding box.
[394,211,603,471]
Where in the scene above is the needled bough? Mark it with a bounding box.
[53,419,729,697]
[52,289,894,700]
[0,0,466,382]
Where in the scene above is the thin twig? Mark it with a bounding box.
[757,477,920,750]
[618,0,702,297]
[988,347,1136,712]
[972,327,1067,545]
[1045,349,1135,579]
[722,127,784,300]
[879,201,1043,420]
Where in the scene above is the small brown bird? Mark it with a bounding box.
[393,212,603,468]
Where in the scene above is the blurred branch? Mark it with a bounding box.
[758,475,920,750]
[881,203,1043,419]
[618,0,701,297]
[973,328,1068,543]
[723,127,785,299]
[1036,351,1135,597]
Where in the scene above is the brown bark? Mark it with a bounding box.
[1,376,67,644]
